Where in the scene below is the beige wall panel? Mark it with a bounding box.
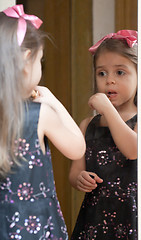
[93,0,115,43]
[0,0,15,11]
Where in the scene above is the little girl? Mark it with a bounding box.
[69,30,137,240]
[0,5,86,240]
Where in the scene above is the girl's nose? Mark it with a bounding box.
[106,76,116,84]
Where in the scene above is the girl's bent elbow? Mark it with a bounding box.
[76,143,86,159]
[127,151,137,160]
[70,145,86,160]
[66,138,86,160]
[128,155,137,160]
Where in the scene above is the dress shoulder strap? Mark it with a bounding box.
[126,114,137,130]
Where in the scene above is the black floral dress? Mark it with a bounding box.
[0,101,68,240]
[71,114,137,240]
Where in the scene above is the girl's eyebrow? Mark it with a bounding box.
[114,64,128,68]
[96,64,128,69]
[96,65,106,70]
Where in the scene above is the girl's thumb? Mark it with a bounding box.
[95,174,103,183]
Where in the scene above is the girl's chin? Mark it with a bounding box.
[110,101,119,108]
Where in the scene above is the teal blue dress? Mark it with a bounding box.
[0,101,68,240]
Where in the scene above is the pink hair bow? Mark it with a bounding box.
[89,30,138,55]
[3,4,43,46]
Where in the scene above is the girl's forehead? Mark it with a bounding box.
[96,51,131,64]
[96,49,123,58]
[96,51,126,63]
[95,51,137,72]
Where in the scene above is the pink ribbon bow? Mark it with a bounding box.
[3,4,43,46]
[89,30,138,55]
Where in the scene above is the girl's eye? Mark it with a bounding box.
[97,71,107,77]
[117,70,125,76]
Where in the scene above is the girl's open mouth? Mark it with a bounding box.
[107,91,117,99]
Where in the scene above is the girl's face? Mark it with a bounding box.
[95,50,137,111]
[23,47,43,98]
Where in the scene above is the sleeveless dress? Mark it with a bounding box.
[71,114,137,240]
[0,101,68,240]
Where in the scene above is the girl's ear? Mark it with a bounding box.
[23,49,31,61]
[23,49,31,74]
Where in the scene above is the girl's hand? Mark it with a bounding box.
[76,170,103,192]
[33,86,57,107]
[88,93,113,115]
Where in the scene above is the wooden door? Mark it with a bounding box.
[115,0,137,31]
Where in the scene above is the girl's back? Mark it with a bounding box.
[0,101,68,239]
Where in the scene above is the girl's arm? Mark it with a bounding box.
[69,118,103,192]
[34,86,86,160]
[88,93,137,160]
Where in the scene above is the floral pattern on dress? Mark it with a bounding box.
[71,114,137,240]
[0,102,68,240]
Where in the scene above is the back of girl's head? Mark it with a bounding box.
[0,7,45,178]
[92,37,137,105]
[22,19,45,59]
[0,11,45,102]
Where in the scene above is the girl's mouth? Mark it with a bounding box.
[107,91,117,99]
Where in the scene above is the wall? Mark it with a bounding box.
[0,0,15,11]
[93,0,115,44]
